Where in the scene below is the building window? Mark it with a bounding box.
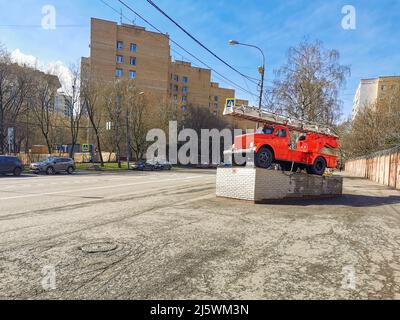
[117,41,124,50]
[182,76,188,83]
[173,94,178,101]
[214,103,218,109]
[182,87,187,94]
[173,74,179,82]
[182,106,187,111]
[182,96,187,103]
[130,43,137,52]
[173,85,178,92]
[116,55,124,63]
[130,57,136,66]
[115,68,123,78]
[381,85,386,91]
[214,96,218,102]
[129,70,136,79]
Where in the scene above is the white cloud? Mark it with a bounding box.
[10,49,73,93]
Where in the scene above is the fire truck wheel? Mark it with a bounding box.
[255,147,274,169]
[308,157,326,176]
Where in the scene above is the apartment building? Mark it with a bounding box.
[169,60,211,110]
[81,18,254,129]
[352,76,400,120]
[83,18,170,99]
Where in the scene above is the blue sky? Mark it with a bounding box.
[0,0,399,119]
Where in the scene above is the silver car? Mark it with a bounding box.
[30,157,76,175]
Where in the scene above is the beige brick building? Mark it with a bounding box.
[169,60,211,110]
[352,76,400,120]
[81,18,256,129]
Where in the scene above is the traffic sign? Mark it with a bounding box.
[225,98,236,109]
[82,144,90,153]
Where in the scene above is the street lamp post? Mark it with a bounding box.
[228,40,266,113]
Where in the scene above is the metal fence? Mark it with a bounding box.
[345,146,400,190]
[16,152,116,165]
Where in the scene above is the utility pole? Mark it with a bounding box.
[228,40,266,128]
[258,65,265,118]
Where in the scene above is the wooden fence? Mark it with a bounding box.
[345,146,400,190]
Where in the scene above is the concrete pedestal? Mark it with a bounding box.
[216,167,343,203]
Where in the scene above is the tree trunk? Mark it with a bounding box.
[93,127,104,166]
[0,108,4,154]
[45,135,52,154]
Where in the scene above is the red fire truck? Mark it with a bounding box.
[224,100,339,175]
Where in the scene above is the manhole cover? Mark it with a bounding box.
[80,242,118,253]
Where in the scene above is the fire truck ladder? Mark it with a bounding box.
[224,101,338,138]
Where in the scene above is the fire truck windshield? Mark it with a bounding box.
[257,126,274,134]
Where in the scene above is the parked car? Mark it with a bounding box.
[30,157,75,175]
[196,162,218,169]
[132,160,155,171]
[154,161,173,171]
[0,156,23,176]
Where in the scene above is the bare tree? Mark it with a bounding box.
[268,40,350,125]
[123,83,151,161]
[0,46,31,153]
[182,105,232,164]
[340,89,400,158]
[103,81,124,167]
[64,65,84,158]
[82,79,105,166]
[31,72,61,153]
[182,104,230,132]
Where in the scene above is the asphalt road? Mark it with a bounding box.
[0,169,400,299]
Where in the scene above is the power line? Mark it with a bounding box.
[113,0,259,97]
[143,0,260,84]
[102,0,259,98]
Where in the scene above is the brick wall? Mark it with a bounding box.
[216,167,343,202]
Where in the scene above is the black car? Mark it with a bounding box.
[0,156,23,176]
[154,161,173,171]
[132,160,155,171]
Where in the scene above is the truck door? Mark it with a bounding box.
[273,128,289,160]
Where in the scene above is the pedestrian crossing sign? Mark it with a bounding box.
[82,144,90,153]
[225,98,236,108]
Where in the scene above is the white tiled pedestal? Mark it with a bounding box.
[216,167,343,203]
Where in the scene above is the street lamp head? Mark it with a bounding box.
[228,40,239,46]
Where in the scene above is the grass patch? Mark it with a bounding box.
[76,162,131,171]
